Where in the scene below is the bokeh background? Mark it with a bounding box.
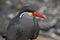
[0,0,60,40]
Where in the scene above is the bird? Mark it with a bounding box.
[6,6,46,40]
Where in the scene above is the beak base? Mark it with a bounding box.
[28,13,33,16]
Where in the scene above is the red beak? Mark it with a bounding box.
[32,11,46,19]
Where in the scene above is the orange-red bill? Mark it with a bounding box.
[32,11,46,19]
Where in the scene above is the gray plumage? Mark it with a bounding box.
[6,6,40,40]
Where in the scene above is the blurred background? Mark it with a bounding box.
[0,0,60,40]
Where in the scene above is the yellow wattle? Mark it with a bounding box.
[28,13,33,16]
